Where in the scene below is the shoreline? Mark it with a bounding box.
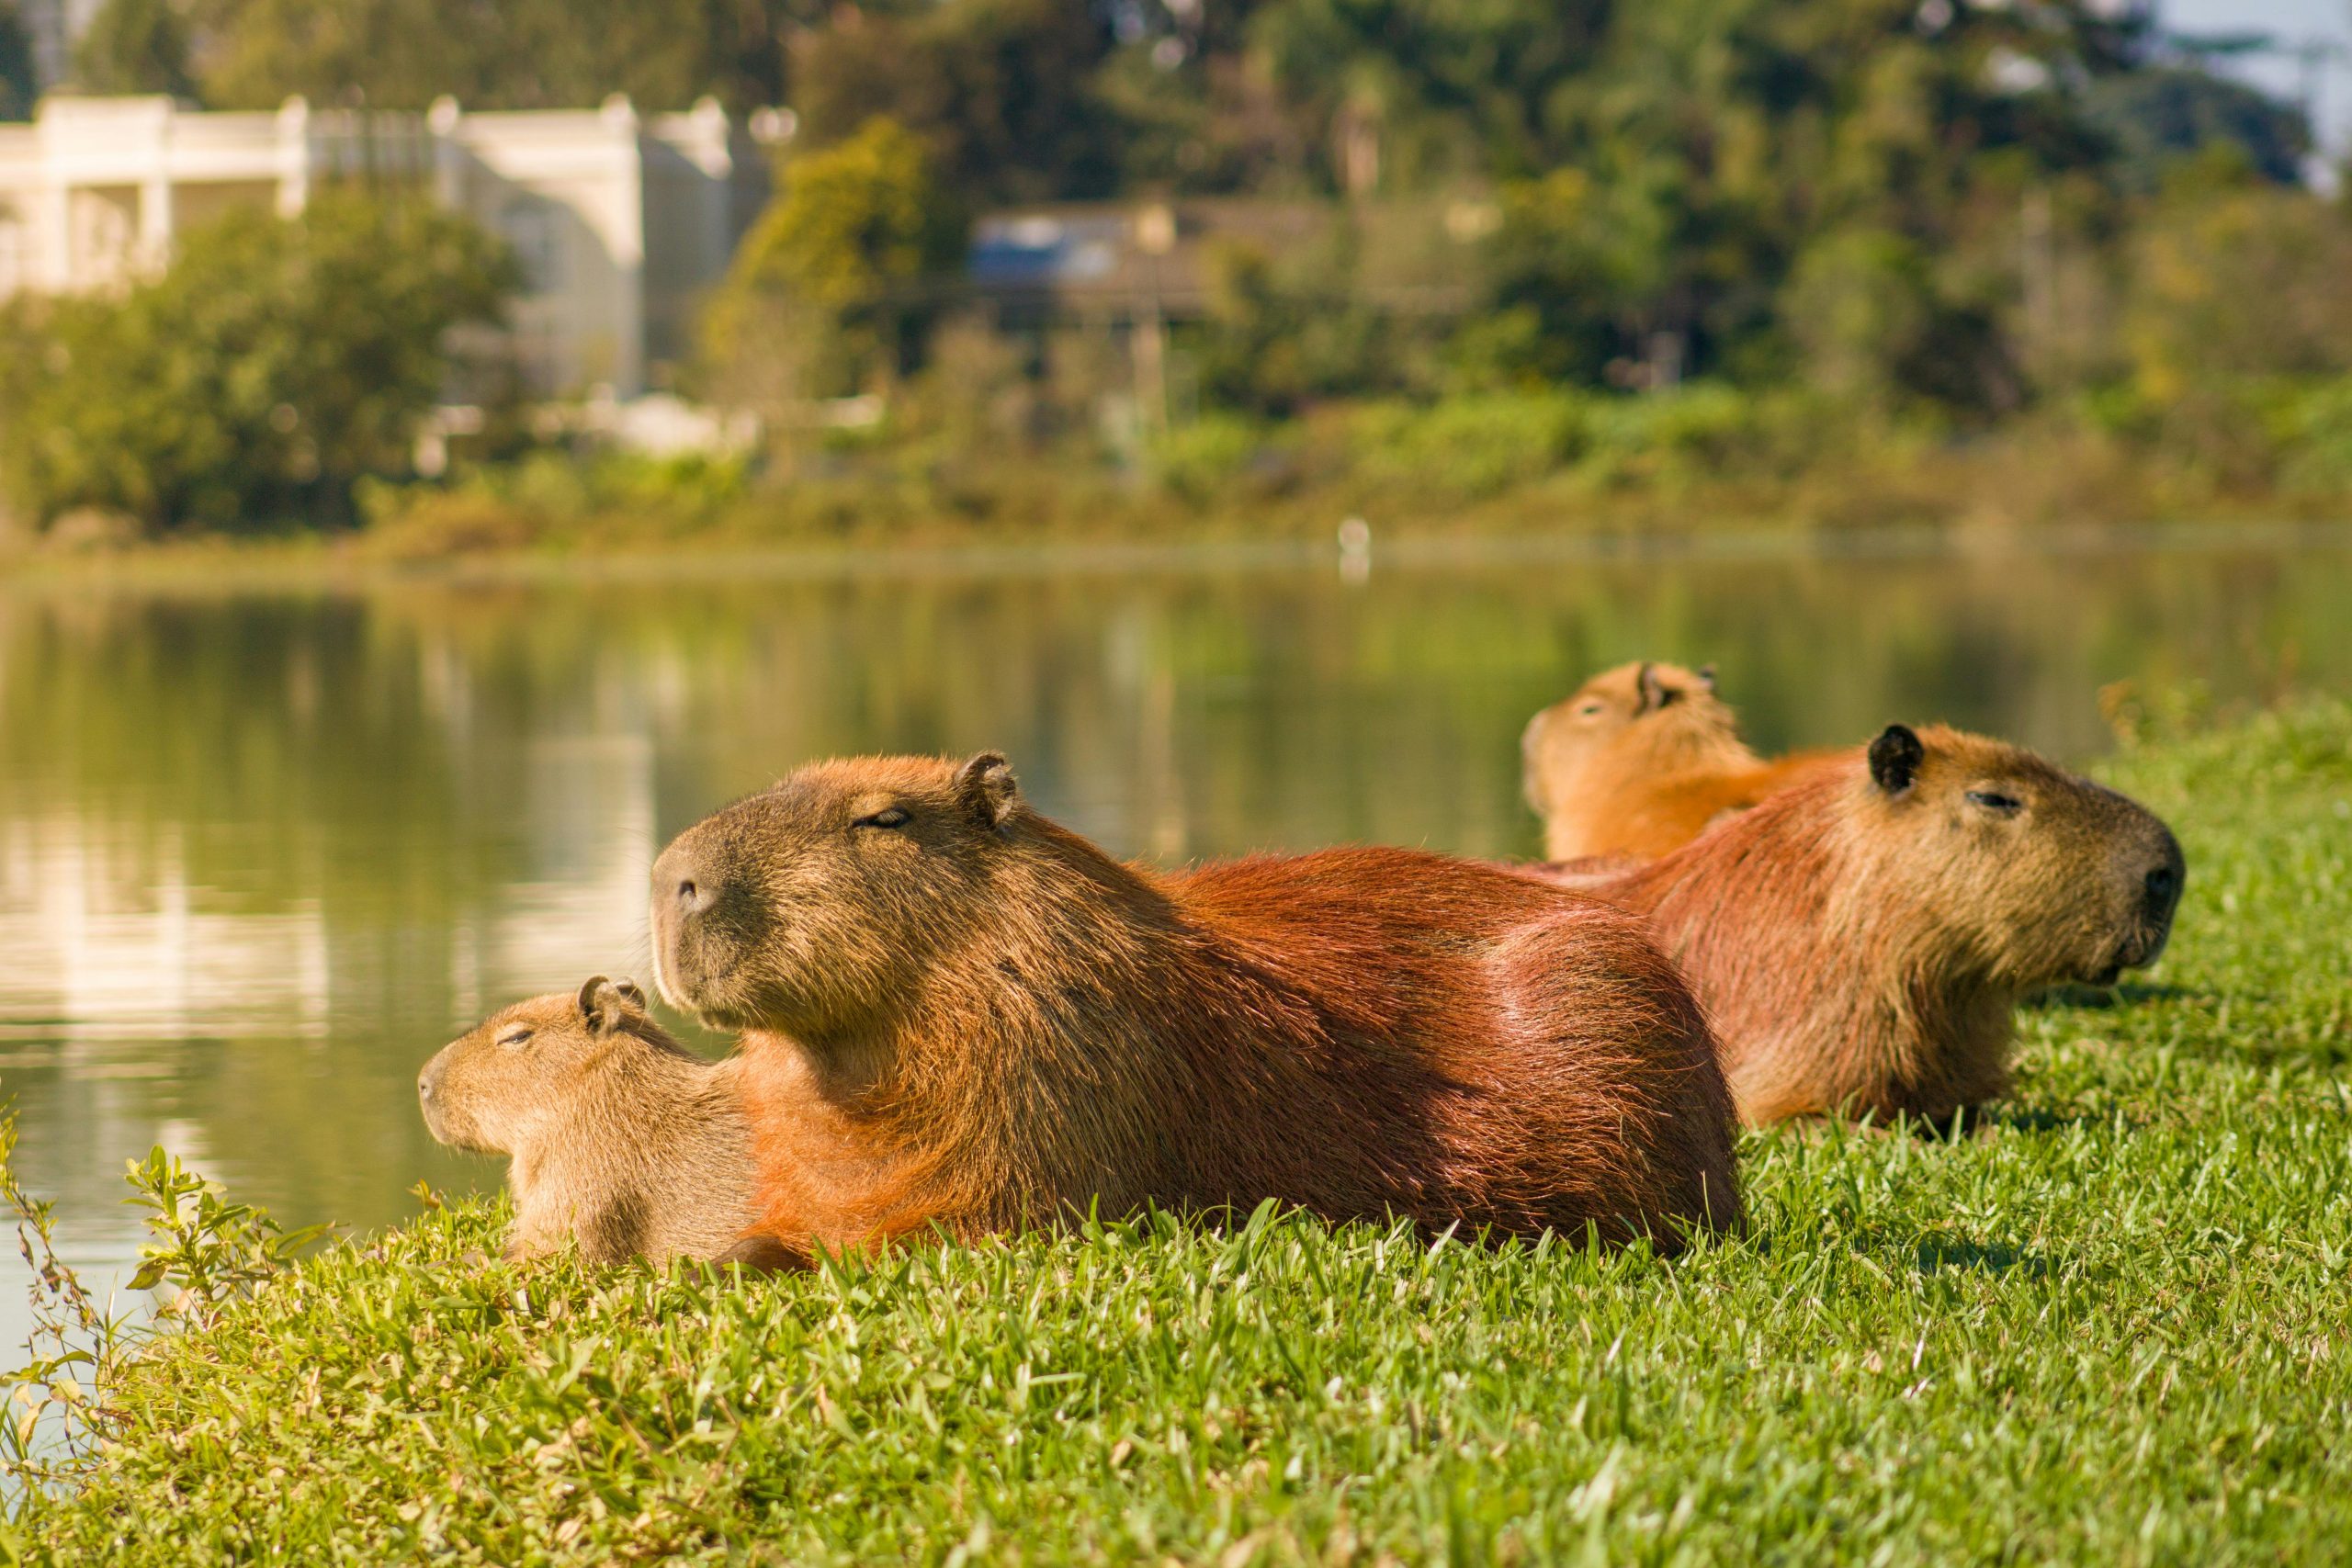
[6,514,2352,596]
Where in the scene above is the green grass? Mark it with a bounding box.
[8,703,2352,1564]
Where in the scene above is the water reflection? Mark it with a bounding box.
[2,527,2347,1351]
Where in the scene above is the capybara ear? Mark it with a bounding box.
[1869,724,1926,795]
[1696,662,1717,691]
[1636,661,1679,713]
[954,751,1019,831]
[612,978,647,1010]
[576,976,630,1035]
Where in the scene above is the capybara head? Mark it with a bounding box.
[1846,723,2183,989]
[418,976,668,1154]
[1521,660,1741,817]
[651,752,1030,1040]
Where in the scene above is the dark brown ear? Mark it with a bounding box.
[953,751,1019,831]
[1636,661,1679,713]
[1869,725,1925,795]
[576,976,631,1035]
[1696,662,1717,692]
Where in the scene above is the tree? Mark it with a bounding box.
[186,0,804,113]
[791,0,1121,204]
[74,0,198,98]
[702,117,965,414]
[1251,0,1613,192]
[2081,67,2311,189]
[0,192,514,531]
[0,0,36,120]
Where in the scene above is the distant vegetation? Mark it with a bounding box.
[4,0,2350,544]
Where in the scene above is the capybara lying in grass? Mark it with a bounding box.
[1522,660,1845,860]
[1538,724,2185,1125]
[418,976,761,1265]
[649,752,1741,1261]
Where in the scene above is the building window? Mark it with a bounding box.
[501,198,563,295]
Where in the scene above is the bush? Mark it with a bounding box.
[1147,413,1288,506]
[0,193,514,535]
[1348,393,1587,499]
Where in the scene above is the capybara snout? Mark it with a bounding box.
[2109,813,2186,980]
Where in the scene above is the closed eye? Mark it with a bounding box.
[854,807,911,829]
[1966,789,2023,815]
[496,1026,533,1049]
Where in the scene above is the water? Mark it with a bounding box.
[4,525,2349,1354]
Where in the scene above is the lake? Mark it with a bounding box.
[5,524,2350,1348]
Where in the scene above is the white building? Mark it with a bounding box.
[0,94,786,397]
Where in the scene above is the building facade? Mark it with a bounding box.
[0,93,786,397]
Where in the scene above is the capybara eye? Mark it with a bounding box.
[496,1026,534,1050]
[1965,789,2023,816]
[1579,702,1605,717]
[854,807,912,830]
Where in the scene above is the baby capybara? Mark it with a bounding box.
[649,752,1741,1259]
[418,976,760,1265]
[1539,724,2185,1125]
[1522,660,1844,861]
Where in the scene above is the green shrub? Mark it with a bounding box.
[1147,413,1288,506]
[1347,392,1588,500]
[0,193,514,535]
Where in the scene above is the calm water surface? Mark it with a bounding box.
[5,526,2349,1348]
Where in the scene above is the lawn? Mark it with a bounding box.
[6,700,2350,1565]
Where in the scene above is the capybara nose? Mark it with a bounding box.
[416,1064,437,1104]
[2144,862,2180,918]
[675,877,714,917]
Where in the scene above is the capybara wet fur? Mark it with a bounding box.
[650,751,1741,1260]
[1541,723,2185,1125]
[418,976,762,1265]
[1522,660,1846,861]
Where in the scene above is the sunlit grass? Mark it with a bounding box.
[8,700,2350,1564]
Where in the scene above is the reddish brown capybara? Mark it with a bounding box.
[418,976,763,1265]
[1522,660,1847,861]
[1537,723,2185,1126]
[648,751,1741,1262]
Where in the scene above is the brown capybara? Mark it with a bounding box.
[417,976,762,1265]
[1538,724,2185,1125]
[648,751,1741,1261]
[1521,660,1846,861]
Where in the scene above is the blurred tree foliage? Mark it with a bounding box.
[2079,67,2312,190]
[7,0,2346,531]
[790,0,1122,205]
[0,1,35,119]
[702,118,965,412]
[0,194,514,532]
[74,0,198,98]
[182,0,803,113]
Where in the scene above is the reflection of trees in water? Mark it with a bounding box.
[0,542,2346,1245]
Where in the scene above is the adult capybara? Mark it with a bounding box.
[1522,660,1845,861]
[649,751,1740,1260]
[1541,724,2185,1125]
[418,976,760,1265]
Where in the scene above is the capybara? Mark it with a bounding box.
[1522,660,1845,861]
[649,751,1741,1259]
[418,976,761,1265]
[1540,724,2186,1125]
